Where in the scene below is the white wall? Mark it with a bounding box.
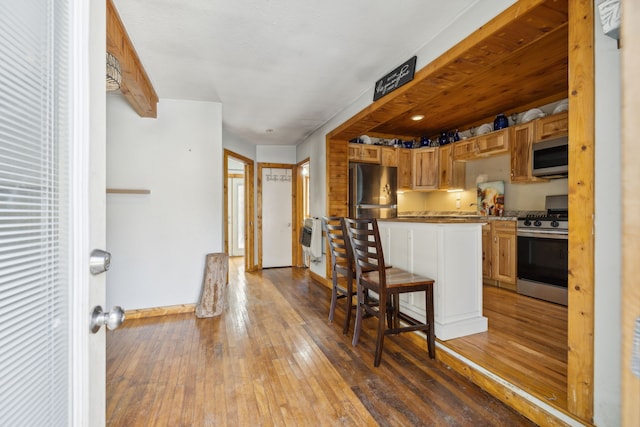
[593,1,622,423]
[256,145,297,164]
[106,96,223,310]
[223,127,255,161]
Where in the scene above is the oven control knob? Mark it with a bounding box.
[524,219,531,226]
[551,220,560,228]
[534,220,542,227]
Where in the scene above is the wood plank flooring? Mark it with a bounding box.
[106,258,536,426]
[443,285,568,409]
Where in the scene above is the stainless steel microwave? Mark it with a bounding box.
[532,136,568,178]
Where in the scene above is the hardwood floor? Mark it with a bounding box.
[107,258,535,426]
[443,285,568,410]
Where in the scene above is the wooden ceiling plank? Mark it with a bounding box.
[383,65,567,133]
[372,23,568,137]
[106,0,159,118]
[328,0,568,143]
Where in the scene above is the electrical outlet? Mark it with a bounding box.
[456,200,461,209]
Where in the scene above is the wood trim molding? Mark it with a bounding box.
[106,0,159,118]
[435,346,578,427]
[309,270,330,290]
[294,158,310,268]
[223,149,256,272]
[567,0,595,421]
[125,304,195,320]
[106,188,150,194]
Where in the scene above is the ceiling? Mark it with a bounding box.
[111,0,486,146]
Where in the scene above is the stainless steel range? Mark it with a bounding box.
[516,195,568,306]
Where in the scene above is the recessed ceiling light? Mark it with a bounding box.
[411,114,425,121]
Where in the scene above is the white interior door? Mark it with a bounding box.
[86,0,108,424]
[0,0,106,426]
[262,167,292,267]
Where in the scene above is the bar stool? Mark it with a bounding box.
[322,216,357,335]
[344,217,436,367]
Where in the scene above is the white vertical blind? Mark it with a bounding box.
[0,0,72,425]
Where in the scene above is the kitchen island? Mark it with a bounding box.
[377,217,488,340]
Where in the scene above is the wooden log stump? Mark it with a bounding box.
[195,253,228,318]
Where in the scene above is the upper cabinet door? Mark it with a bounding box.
[397,149,412,190]
[412,147,439,190]
[535,112,568,141]
[510,122,549,183]
[348,143,381,163]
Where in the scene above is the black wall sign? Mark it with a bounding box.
[373,56,417,101]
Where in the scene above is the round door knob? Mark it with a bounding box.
[90,305,126,333]
[105,306,126,330]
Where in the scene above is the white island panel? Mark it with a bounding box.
[378,221,488,340]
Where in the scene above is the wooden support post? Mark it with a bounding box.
[195,253,228,318]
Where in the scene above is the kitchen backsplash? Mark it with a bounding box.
[397,155,568,213]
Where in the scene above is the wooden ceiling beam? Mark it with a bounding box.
[107,0,158,118]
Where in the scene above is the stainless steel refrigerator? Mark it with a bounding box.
[349,163,398,219]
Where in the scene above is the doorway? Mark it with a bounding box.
[294,158,310,267]
[258,163,294,268]
[227,162,245,257]
[224,150,255,271]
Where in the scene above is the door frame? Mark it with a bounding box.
[293,158,310,267]
[257,162,295,269]
[223,149,255,272]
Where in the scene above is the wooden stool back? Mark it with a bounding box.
[344,217,436,367]
[322,216,355,334]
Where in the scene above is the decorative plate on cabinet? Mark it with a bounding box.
[521,108,545,123]
[552,99,569,114]
[476,123,493,135]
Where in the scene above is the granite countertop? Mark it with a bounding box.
[383,216,490,224]
[386,210,521,223]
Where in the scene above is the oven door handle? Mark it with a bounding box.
[517,230,568,239]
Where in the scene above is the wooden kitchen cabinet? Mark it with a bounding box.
[438,144,465,190]
[510,121,549,183]
[475,128,509,156]
[453,139,478,161]
[482,223,493,278]
[397,148,412,190]
[483,220,517,290]
[453,128,509,161]
[380,146,398,166]
[535,111,568,141]
[348,143,381,163]
[492,220,517,288]
[412,147,439,190]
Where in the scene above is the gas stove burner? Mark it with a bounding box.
[522,213,568,221]
[517,195,569,234]
[518,216,568,233]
